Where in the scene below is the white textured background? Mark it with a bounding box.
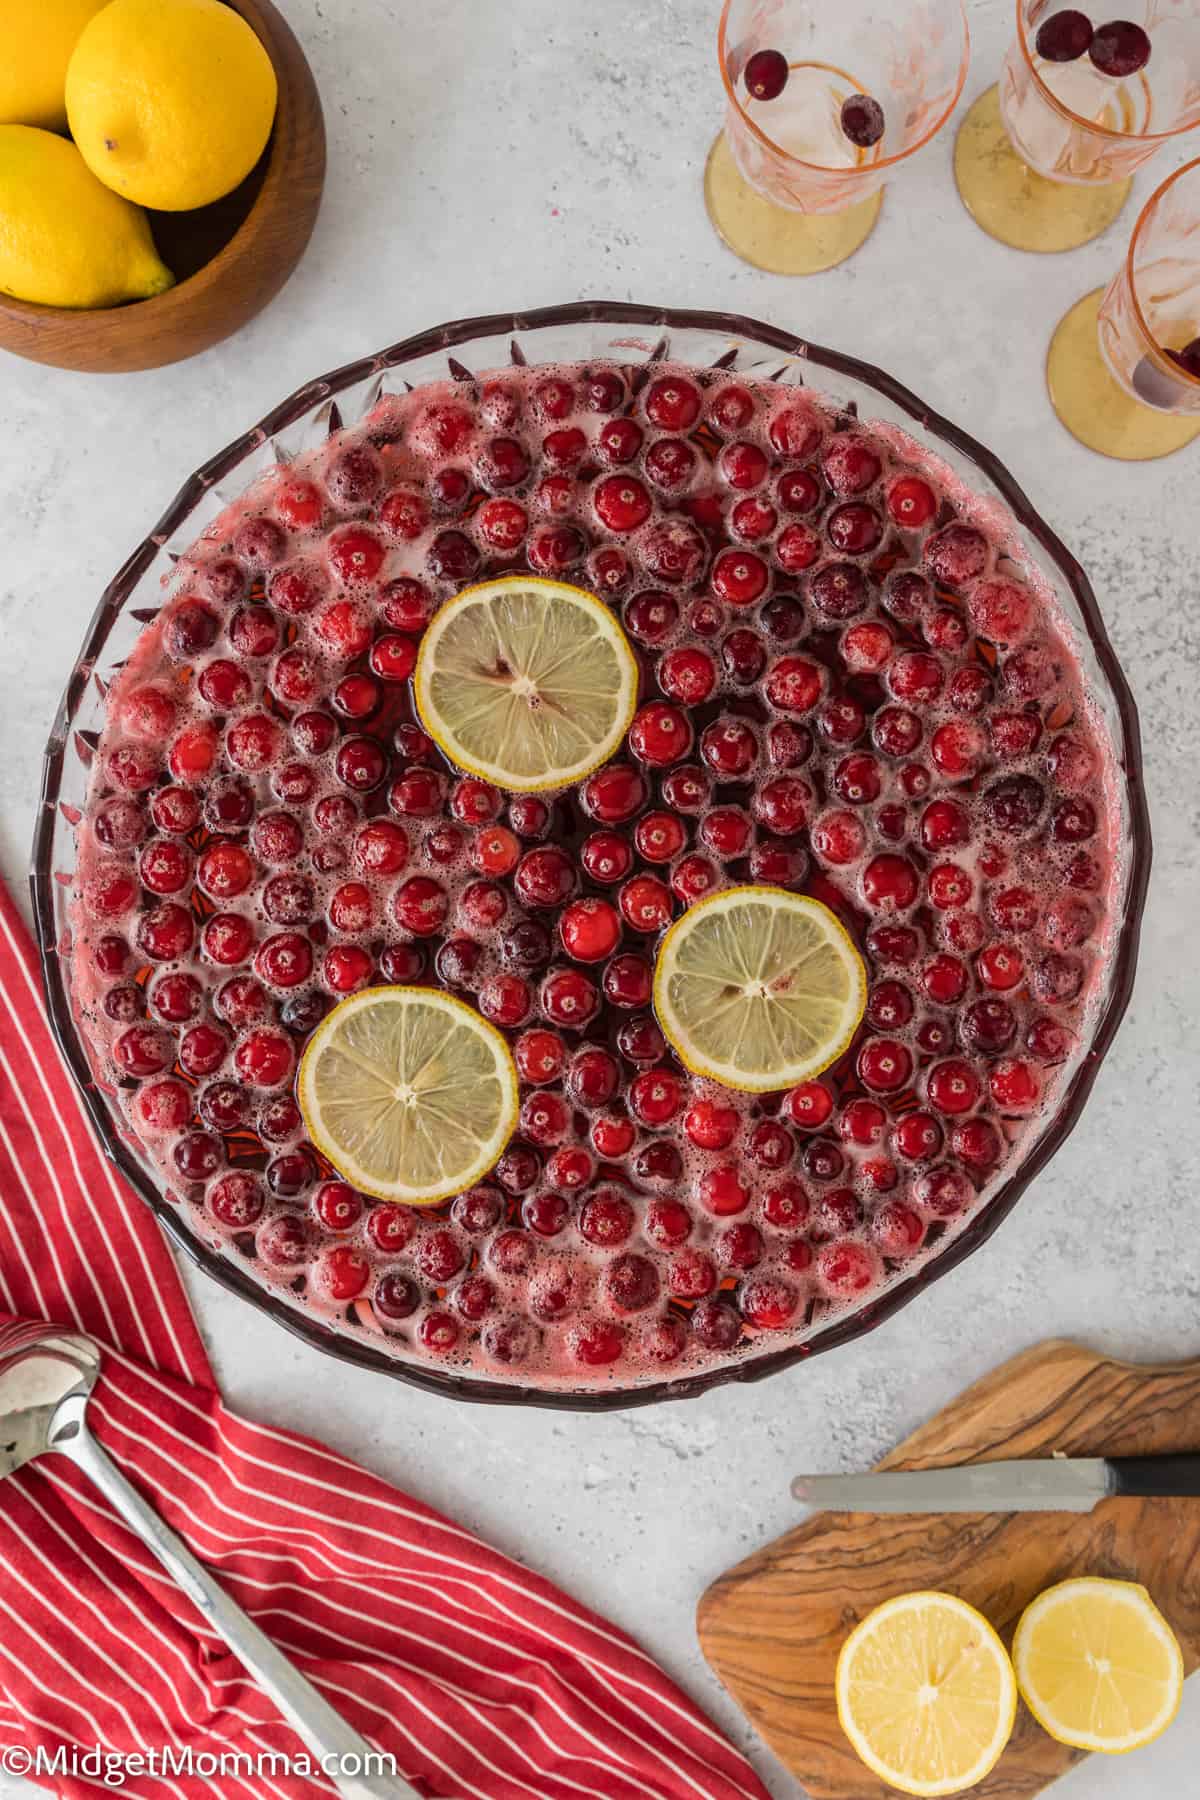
[3,0,1200,1794]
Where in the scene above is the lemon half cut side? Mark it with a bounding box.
[1013,1577,1183,1755]
[836,1590,1018,1797]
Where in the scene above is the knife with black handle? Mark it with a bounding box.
[791,1453,1200,1514]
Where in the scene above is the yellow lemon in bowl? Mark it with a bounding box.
[66,0,278,212]
[0,0,109,131]
[0,126,174,307]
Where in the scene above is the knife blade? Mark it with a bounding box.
[790,1453,1200,1514]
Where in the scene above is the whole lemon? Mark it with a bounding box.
[66,0,278,212]
[0,125,174,307]
[0,0,110,131]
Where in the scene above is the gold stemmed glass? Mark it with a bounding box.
[957,0,1200,253]
[1048,156,1200,456]
[706,0,970,276]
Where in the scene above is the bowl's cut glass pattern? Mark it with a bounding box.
[32,303,1151,1412]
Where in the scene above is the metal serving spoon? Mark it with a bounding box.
[0,1328,421,1800]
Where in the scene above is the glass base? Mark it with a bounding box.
[954,86,1131,253]
[704,132,883,275]
[1047,288,1200,460]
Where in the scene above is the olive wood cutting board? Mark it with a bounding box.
[697,1338,1200,1798]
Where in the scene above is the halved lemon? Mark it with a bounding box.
[1012,1577,1183,1755]
[653,886,866,1093]
[297,987,519,1206]
[413,575,639,792]
[836,1591,1018,1797]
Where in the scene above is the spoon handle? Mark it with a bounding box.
[49,1395,422,1800]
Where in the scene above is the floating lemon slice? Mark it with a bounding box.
[413,575,639,792]
[836,1591,1018,1797]
[298,987,519,1206]
[1013,1577,1183,1755]
[653,886,866,1094]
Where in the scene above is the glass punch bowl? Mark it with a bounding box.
[32,303,1152,1410]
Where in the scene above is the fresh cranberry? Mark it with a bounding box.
[593,474,651,534]
[855,854,915,913]
[596,417,644,465]
[814,1240,878,1297]
[581,762,648,824]
[257,871,312,927]
[886,475,937,528]
[645,437,697,492]
[923,524,989,585]
[618,876,672,934]
[171,1127,223,1182]
[855,1038,911,1095]
[809,562,868,619]
[231,1028,292,1088]
[827,503,883,556]
[550,1146,597,1193]
[629,701,693,767]
[642,375,699,431]
[626,1067,680,1127]
[374,1274,420,1321]
[889,652,945,706]
[880,574,928,630]
[312,1245,373,1306]
[208,1172,265,1231]
[711,549,769,607]
[165,601,219,660]
[1036,8,1094,59]
[700,717,759,779]
[174,1023,227,1079]
[640,518,708,584]
[539,966,599,1030]
[985,774,1045,834]
[722,628,767,685]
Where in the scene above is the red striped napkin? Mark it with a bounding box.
[0,877,770,1800]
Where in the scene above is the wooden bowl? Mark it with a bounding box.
[0,0,325,373]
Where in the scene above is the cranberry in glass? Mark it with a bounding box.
[1036,7,1095,58]
[744,46,789,99]
[840,93,885,146]
[1089,18,1150,74]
